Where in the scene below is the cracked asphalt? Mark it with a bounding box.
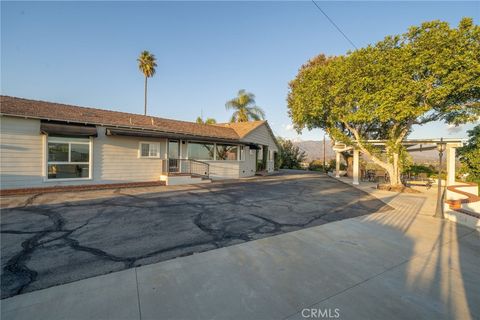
[1,172,391,299]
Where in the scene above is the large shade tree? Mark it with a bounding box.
[226,90,266,122]
[137,50,157,115]
[288,18,480,187]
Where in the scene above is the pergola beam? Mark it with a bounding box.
[352,138,465,145]
[406,146,438,152]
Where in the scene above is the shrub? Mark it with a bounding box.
[328,159,346,171]
[277,137,306,169]
[404,164,435,177]
[308,160,325,171]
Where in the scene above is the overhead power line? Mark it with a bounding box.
[311,0,358,50]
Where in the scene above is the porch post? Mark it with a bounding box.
[335,151,341,178]
[164,139,168,159]
[352,149,360,185]
[446,145,456,186]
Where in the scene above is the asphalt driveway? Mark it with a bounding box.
[1,171,391,298]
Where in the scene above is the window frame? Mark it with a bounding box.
[138,141,161,159]
[44,136,93,182]
[187,141,216,161]
[187,141,246,161]
[215,143,240,161]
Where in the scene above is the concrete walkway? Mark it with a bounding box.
[2,179,479,320]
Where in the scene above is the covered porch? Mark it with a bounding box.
[105,127,258,183]
[332,138,480,221]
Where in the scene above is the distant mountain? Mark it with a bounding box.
[293,140,335,162]
[292,140,439,163]
[408,149,439,162]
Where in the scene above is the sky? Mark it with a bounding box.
[2,1,479,141]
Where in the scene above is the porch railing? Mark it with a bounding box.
[163,159,210,178]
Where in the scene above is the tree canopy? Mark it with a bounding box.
[288,18,480,186]
[458,124,480,183]
[196,116,217,125]
[137,51,157,78]
[226,90,266,122]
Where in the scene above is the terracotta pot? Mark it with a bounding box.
[448,200,462,209]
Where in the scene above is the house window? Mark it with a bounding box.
[139,142,160,158]
[240,146,245,161]
[47,137,91,180]
[188,142,215,160]
[216,144,239,160]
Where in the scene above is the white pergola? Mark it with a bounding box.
[333,138,465,187]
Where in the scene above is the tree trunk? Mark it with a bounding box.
[144,77,148,115]
[346,155,353,177]
[342,123,410,188]
[389,152,402,186]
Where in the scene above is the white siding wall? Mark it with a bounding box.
[0,117,168,190]
[239,146,256,177]
[204,161,240,179]
[0,117,44,189]
[1,117,279,189]
[93,127,166,183]
[241,124,278,173]
[242,124,278,152]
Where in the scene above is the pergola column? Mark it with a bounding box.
[335,152,341,178]
[352,149,360,185]
[446,145,456,186]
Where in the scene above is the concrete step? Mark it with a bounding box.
[160,175,211,186]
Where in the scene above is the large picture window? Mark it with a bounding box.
[216,144,238,160]
[47,137,91,180]
[188,142,215,160]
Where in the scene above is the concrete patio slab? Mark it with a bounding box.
[1,269,140,320]
[286,252,480,320]
[137,247,293,320]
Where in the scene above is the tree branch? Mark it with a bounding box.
[343,122,392,172]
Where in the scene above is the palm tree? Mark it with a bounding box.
[225,90,265,122]
[137,50,157,115]
[196,116,217,125]
[205,118,217,125]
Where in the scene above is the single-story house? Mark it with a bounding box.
[0,96,279,189]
